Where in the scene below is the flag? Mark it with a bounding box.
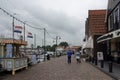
[27,32,33,38]
[14,26,22,33]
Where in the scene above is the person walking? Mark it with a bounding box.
[67,49,72,64]
[47,54,50,60]
[75,49,81,64]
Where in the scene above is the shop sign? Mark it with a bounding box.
[97,29,120,43]
[97,52,104,60]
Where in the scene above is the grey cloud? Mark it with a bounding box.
[24,6,81,36]
[0,0,107,46]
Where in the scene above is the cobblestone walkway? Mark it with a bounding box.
[2,56,114,80]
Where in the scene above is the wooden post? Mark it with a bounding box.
[12,69,15,75]
[26,66,28,70]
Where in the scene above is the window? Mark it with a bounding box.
[108,14,114,31]
[108,7,120,31]
[114,8,119,30]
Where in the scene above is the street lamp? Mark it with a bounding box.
[56,36,61,46]
[43,28,46,51]
[12,13,17,57]
[34,34,36,48]
[32,27,46,61]
[53,36,61,57]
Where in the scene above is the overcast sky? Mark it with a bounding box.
[0,0,108,47]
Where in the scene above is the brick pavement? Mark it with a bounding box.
[1,56,114,80]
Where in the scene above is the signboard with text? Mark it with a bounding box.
[97,52,104,60]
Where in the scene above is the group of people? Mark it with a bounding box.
[67,48,81,64]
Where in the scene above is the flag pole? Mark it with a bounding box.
[12,17,15,41]
[23,22,25,41]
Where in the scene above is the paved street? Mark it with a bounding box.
[1,56,114,80]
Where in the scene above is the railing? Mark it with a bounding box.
[1,57,28,75]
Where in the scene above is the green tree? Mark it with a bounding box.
[45,45,52,51]
[51,44,57,51]
[37,45,41,53]
[59,42,69,48]
[41,45,51,51]
[37,45,41,49]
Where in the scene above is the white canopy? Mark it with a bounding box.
[97,29,120,43]
[82,36,93,49]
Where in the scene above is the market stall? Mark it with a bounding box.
[0,38,27,75]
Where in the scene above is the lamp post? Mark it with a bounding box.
[33,27,46,50]
[12,13,18,40]
[12,14,16,57]
[33,27,46,61]
[54,36,61,57]
[56,36,61,46]
[43,28,46,61]
[44,28,46,51]
[23,22,26,41]
[23,21,28,54]
[34,34,36,48]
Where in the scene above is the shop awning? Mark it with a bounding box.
[0,38,27,45]
[97,29,120,43]
[82,36,93,49]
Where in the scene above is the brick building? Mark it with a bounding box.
[85,10,107,39]
[84,10,107,64]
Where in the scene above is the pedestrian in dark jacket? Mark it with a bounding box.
[47,54,50,60]
[67,49,72,64]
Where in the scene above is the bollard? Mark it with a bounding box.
[12,70,15,75]
[95,59,97,65]
[101,60,104,68]
[109,61,112,73]
[89,57,91,62]
[92,57,94,63]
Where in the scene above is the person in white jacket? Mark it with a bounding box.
[75,50,81,64]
